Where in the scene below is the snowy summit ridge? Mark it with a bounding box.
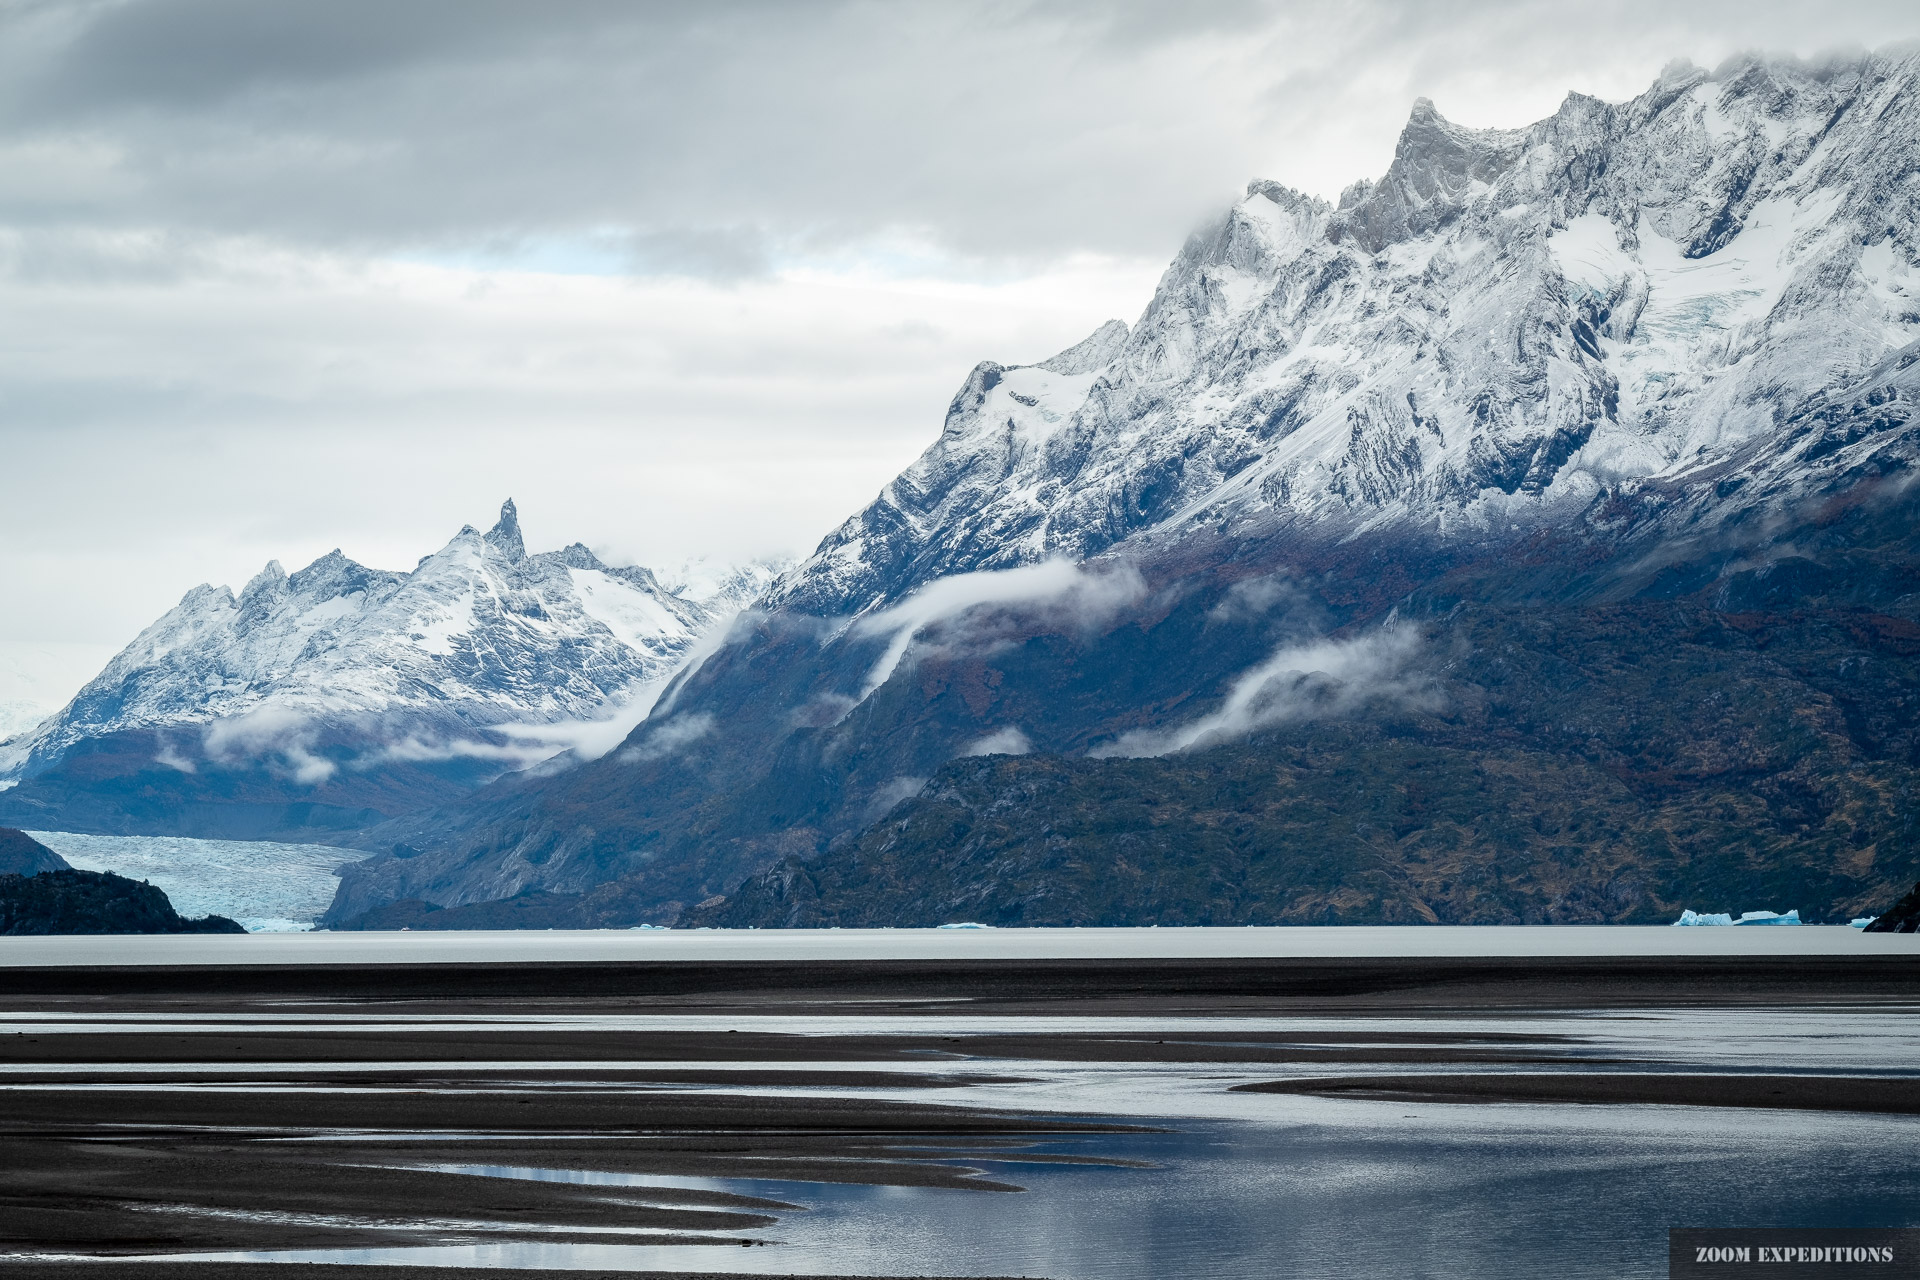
[1,501,715,786]
[772,51,1920,616]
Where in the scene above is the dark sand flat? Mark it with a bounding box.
[1234,1071,1920,1113]
[1,949,1916,1275]
[0,1268,1004,1280]
[5,952,1920,1010]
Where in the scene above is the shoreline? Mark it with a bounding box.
[3,924,1914,969]
[1,953,1917,1010]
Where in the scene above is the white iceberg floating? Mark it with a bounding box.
[1735,905,1804,924]
[237,917,317,933]
[1851,917,1879,930]
[1671,909,1802,926]
[938,922,996,930]
[1672,910,1735,926]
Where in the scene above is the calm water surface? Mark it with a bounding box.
[145,1106,1920,1278]
[100,1004,1920,1279]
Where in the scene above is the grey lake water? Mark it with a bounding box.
[15,829,1912,949]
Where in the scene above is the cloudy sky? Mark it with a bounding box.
[2,0,1916,726]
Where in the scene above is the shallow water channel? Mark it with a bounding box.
[42,1005,1918,1279]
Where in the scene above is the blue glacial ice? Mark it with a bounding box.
[23,831,358,932]
[1672,909,1803,926]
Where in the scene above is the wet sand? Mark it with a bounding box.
[1235,1072,1920,1112]
[1,951,1916,1277]
[0,1268,982,1280]
[5,952,1920,1008]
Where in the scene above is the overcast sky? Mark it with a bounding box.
[3,0,1917,724]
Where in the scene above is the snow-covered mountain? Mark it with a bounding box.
[0,501,716,837]
[657,554,794,617]
[323,50,1920,929]
[775,52,1920,616]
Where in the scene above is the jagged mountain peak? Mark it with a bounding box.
[762,49,1920,619]
[240,560,287,602]
[485,497,527,563]
[1331,97,1526,252]
[0,502,714,790]
[1037,319,1131,375]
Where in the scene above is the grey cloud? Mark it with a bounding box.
[626,226,774,282]
[4,0,1917,273]
[6,0,1920,705]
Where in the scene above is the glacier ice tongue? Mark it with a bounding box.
[25,830,357,931]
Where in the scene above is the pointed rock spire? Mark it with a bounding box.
[240,560,287,603]
[485,498,527,563]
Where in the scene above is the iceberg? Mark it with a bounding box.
[1851,917,1879,929]
[1672,910,1734,927]
[1672,908,1802,926]
[939,922,996,930]
[1733,909,1801,926]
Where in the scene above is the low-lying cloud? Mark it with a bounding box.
[201,704,337,784]
[864,773,930,823]
[617,711,716,764]
[183,675,681,784]
[961,726,1033,757]
[1206,571,1316,624]
[850,559,1147,700]
[1092,625,1433,758]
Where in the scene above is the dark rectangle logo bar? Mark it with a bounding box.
[1673,1230,1920,1277]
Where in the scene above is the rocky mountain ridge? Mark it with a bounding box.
[0,501,736,839]
[319,50,1920,928]
[773,52,1919,616]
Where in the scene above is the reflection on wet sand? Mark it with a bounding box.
[0,952,1916,1278]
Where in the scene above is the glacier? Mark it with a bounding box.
[27,830,356,931]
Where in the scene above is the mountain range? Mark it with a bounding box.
[15,50,1920,928]
[0,502,733,841]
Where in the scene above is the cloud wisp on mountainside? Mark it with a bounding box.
[848,560,1149,700]
[1092,625,1436,759]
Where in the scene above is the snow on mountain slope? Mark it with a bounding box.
[658,554,795,616]
[0,501,711,783]
[771,52,1920,616]
[319,50,1920,926]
